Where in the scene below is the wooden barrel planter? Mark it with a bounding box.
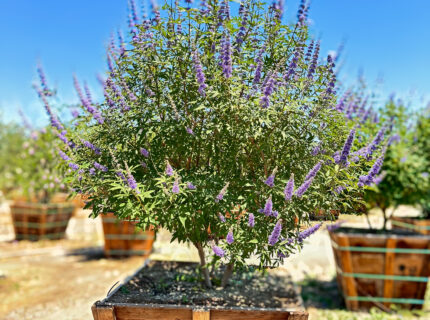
[10,202,75,241]
[101,213,155,258]
[391,216,430,235]
[329,227,430,311]
[92,260,308,320]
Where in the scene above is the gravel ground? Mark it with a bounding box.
[0,203,429,319]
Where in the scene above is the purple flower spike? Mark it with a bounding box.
[262,196,273,216]
[284,174,295,201]
[68,162,79,171]
[366,127,386,158]
[295,178,313,198]
[268,221,282,246]
[226,231,234,244]
[221,33,232,78]
[212,245,225,257]
[219,213,226,222]
[264,175,275,187]
[186,127,194,135]
[216,183,229,202]
[298,223,322,242]
[339,129,356,165]
[248,213,255,227]
[94,162,108,172]
[58,150,71,161]
[192,50,208,97]
[165,162,174,176]
[304,161,322,181]
[187,182,196,190]
[127,173,140,193]
[172,179,180,194]
[140,148,149,158]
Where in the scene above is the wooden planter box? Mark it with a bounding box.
[92,261,309,320]
[329,227,430,311]
[391,216,430,235]
[10,202,75,241]
[101,213,155,258]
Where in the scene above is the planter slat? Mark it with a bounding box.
[383,238,396,308]
[93,304,308,320]
[391,217,430,235]
[330,229,430,311]
[11,202,74,241]
[101,213,155,258]
[92,305,116,320]
[192,310,210,320]
[114,305,192,320]
[337,236,358,310]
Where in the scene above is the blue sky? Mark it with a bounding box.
[0,0,429,125]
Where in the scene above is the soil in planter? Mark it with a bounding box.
[106,260,302,309]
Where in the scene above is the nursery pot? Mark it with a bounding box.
[10,202,75,241]
[391,216,430,235]
[101,213,155,258]
[92,260,308,320]
[329,227,430,311]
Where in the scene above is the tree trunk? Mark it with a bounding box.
[195,243,212,288]
[382,207,388,231]
[221,262,234,288]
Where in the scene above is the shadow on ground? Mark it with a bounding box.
[298,275,345,310]
[66,246,105,261]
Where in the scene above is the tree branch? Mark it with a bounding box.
[221,262,234,288]
[195,242,212,288]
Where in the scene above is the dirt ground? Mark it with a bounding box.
[0,203,429,320]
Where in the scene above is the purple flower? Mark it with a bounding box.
[311,144,321,156]
[284,174,295,201]
[334,185,345,194]
[71,109,79,118]
[127,173,140,193]
[58,150,71,161]
[192,50,208,97]
[186,127,194,135]
[248,213,255,227]
[68,162,79,171]
[262,196,272,216]
[259,74,276,108]
[172,177,180,194]
[339,129,356,165]
[252,45,266,87]
[284,46,302,82]
[358,156,384,187]
[221,33,232,78]
[264,174,275,187]
[298,223,322,242]
[140,148,149,158]
[304,161,322,181]
[187,182,196,190]
[333,151,340,164]
[268,221,282,246]
[295,178,313,198]
[94,162,108,172]
[116,171,127,182]
[226,231,234,244]
[212,245,225,258]
[216,183,229,202]
[89,168,96,175]
[366,127,386,158]
[218,213,226,222]
[165,162,174,176]
[326,221,344,232]
[307,41,320,79]
[82,140,101,155]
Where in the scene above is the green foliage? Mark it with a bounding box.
[42,1,382,273]
[363,100,430,215]
[0,117,25,197]
[7,124,66,203]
